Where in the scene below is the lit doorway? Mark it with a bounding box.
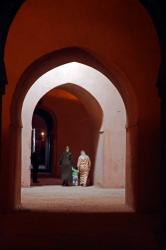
[30,85,103,186]
[21,63,126,190]
[19,62,129,211]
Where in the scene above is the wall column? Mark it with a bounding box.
[160,97,166,249]
[125,124,138,210]
[0,62,9,211]
[94,130,104,186]
[0,94,3,210]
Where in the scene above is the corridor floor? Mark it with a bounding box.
[1,187,158,250]
[21,186,133,212]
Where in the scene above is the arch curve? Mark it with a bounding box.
[9,48,138,209]
[11,47,139,129]
[33,84,104,185]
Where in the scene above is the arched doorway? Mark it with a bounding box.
[32,108,54,174]
[21,63,126,190]
[29,85,103,187]
[9,49,138,210]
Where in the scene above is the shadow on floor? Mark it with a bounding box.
[0,210,160,250]
[31,177,62,186]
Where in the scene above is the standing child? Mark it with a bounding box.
[72,166,79,186]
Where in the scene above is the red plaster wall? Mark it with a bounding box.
[0,0,161,211]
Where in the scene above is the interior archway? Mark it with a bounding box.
[33,85,103,187]
[21,62,126,191]
[9,49,138,210]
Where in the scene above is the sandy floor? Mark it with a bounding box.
[1,186,158,250]
[21,186,133,212]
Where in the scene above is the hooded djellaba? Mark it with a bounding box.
[59,145,73,186]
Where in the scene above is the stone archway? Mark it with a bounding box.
[10,48,138,209]
[34,85,103,186]
[21,63,126,190]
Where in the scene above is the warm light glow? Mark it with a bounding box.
[45,88,78,101]
[41,131,45,136]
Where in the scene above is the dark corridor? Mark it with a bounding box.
[32,108,53,173]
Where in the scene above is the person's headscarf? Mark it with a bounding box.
[79,150,89,160]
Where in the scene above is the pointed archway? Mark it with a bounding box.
[29,85,103,186]
[21,62,126,190]
[9,48,138,210]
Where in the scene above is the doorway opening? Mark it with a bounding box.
[32,108,54,174]
[10,49,139,211]
[20,62,127,211]
[29,84,103,187]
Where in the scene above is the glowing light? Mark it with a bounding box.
[41,131,45,136]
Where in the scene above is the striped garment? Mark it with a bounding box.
[77,156,91,186]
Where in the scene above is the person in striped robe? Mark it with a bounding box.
[77,150,91,187]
